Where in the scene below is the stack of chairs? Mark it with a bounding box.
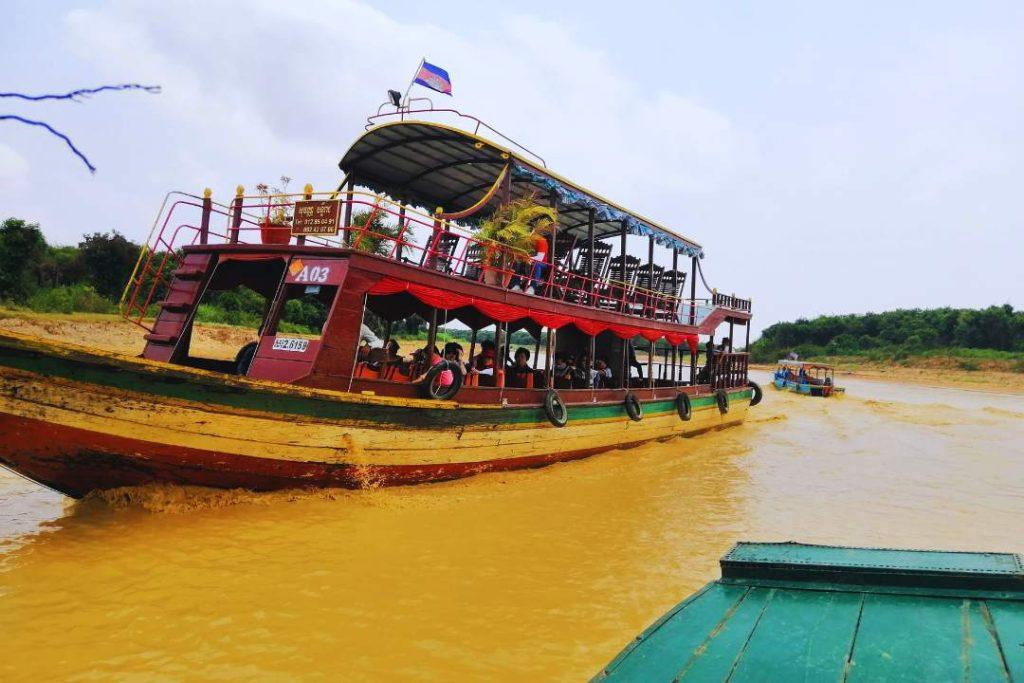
[631,263,665,318]
[564,242,612,304]
[653,270,688,322]
[421,232,461,274]
[461,242,486,281]
[597,255,640,311]
[546,234,578,298]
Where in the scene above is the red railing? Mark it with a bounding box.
[120,190,743,332]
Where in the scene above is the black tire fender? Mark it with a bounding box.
[543,389,568,427]
[676,392,692,421]
[419,360,463,400]
[748,380,763,407]
[624,392,643,421]
[715,388,730,415]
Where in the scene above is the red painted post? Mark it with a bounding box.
[200,188,211,245]
[230,185,244,244]
[298,183,312,246]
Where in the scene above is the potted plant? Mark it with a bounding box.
[476,194,557,286]
[256,176,293,245]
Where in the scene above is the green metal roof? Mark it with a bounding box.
[595,542,1024,682]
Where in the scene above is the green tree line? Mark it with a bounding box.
[751,306,1024,362]
[0,217,140,313]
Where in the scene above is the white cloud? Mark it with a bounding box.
[60,0,740,211]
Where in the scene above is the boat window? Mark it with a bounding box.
[266,284,338,337]
[182,258,286,373]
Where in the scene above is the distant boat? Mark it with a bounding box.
[772,360,845,397]
[0,104,760,497]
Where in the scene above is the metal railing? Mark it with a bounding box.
[121,189,732,332]
[365,105,548,168]
[709,352,749,390]
[712,292,751,313]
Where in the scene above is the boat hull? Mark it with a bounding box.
[0,332,751,497]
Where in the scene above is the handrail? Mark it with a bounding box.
[122,188,745,333]
[365,106,547,168]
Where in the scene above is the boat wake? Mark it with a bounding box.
[84,484,355,513]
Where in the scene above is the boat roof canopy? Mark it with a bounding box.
[339,121,704,258]
[777,360,834,370]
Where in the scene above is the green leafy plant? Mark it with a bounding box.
[350,209,413,256]
[476,194,557,265]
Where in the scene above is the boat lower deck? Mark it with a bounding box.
[0,330,751,497]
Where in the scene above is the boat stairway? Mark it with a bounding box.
[141,252,214,362]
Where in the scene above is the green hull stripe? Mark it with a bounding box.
[0,342,750,429]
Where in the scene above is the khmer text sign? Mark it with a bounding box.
[292,200,340,235]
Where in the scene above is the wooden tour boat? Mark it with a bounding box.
[772,359,845,397]
[0,104,759,497]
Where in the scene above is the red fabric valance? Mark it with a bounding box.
[366,276,698,348]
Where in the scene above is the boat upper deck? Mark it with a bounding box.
[122,115,751,340]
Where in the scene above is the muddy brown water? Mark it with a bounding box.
[1,373,1022,679]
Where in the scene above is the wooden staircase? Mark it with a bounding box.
[142,253,214,362]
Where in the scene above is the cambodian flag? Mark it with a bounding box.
[413,61,453,96]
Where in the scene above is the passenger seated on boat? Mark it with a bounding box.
[552,352,575,389]
[575,353,591,388]
[591,357,613,389]
[470,340,496,375]
[443,341,467,378]
[413,346,453,386]
[507,347,534,388]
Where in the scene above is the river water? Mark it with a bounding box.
[1,373,1022,680]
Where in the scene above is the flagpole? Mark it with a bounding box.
[401,58,425,109]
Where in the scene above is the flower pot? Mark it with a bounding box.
[260,221,292,245]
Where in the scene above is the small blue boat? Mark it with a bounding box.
[773,360,845,397]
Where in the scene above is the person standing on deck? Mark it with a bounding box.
[508,226,551,295]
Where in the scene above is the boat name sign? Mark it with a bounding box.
[292,200,340,236]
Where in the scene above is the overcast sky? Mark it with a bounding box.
[1,1,1021,338]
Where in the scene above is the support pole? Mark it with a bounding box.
[298,183,312,246]
[646,235,654,319]
[468,328,478,370]
[545,327,555,388]
[200,188,211,245]
[396,202,407,261]
[425,309,438,361]
[588,335,596,389]
[621,339,629,391]
[230,185,244,244]
[534,330,542,377]
[343,177,355,245]
[671,248,678,321]
[619,221,627,313]
[546,194,558,296]
[647,339,654,389]
[689,255,698,326]
[586,209,596,305]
